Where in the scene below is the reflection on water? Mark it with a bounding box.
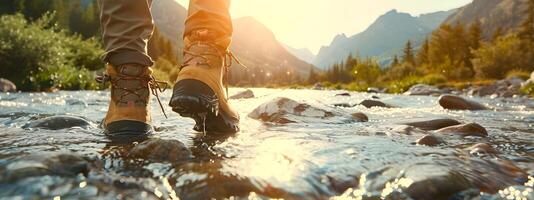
[0,89,533,199]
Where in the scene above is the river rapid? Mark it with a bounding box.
[0,88,533,200]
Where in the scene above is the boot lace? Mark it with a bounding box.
[181,41,247,99]
[96,72,168,119]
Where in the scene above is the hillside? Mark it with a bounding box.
[282,44,316,64]
[444,0,528,38]
[151,0,313,79]
[313,9,456,69]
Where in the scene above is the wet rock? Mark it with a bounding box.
[333,103,353,108]
[229,89,254,99]
[129,139,192,163]
[467,143,498,155]
[335,92,350,97]
[248,97,335,124]
[468,77,524,98]
[0,152,89,183]
[435,123,488,137]
[23,115,91,130]
[358,99,393,108]
[438,95,488,110]
[401,166,474,199]
[403,118,461,131]
[416,134,444,146]
[351,112,368,122]
[367,87,383,93]
[404,84,444,96]
[0,78,16,92]
[313,83,324,90]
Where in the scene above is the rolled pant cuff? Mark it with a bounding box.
[104,50,154,67]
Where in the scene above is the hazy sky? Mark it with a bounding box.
[175,0,472,54]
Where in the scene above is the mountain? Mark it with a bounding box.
[282,44,316,64]
[313,9,456,69]
[151,0,313,78]
[444,0,528,38]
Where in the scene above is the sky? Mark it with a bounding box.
[175,0,472,54]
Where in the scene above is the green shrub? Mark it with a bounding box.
[0,13,104,91]
[521,83,534,97]
[472,35,531,79]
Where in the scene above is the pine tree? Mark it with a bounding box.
[402,40,415,65]
[416,38,429,65]
[469,20,482,50]
[308,67,318,84]
[519,0,534,43]
[391,55,399,67]
[492,27,503,42]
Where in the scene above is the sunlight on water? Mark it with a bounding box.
[0,89,533,199]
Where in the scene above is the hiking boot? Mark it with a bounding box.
[169,29,240,133]
[99,64,166,141]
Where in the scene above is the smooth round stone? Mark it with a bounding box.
[438,95,488,110]
[435,123,488,137]
[248,97,335,124]
[129,139,192,163]
[403,118,461,131]
[229,89,254,99]
[0,78,17,92]
[416,134,444,146]
[351,112,369,122]
[23,115,91,130]
[0,152,89,183]
[358,99,393,108]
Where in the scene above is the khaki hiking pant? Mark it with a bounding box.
[99,0,232,66]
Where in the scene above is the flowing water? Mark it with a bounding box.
[0,89,533,200]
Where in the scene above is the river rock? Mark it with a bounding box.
[351,112,368,122]
[404,84,444,96]
[367,87,383,93]
[129,139,191,163]
[403,118,461,131]
[358,99,393,108]
[416,134,444,146]
[229,89,254,99]
[248,97,336,124]
[313,83,324,90]
[23,115,91,130]
[0,78,16,92]
[438,95,488,110]
[467,143,498,155]
[435,123,488,137]
[335,92,351,97]
[0,152,89,183]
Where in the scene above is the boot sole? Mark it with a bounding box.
[102,120,153,143]
[170,80,239,134]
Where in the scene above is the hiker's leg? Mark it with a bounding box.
[185,0,232,49]
[99,0,155,140]
[99,0,154,66]
[170,0,240,133]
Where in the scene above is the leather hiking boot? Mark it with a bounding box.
[169,29,241,134]
[98,64,167,141]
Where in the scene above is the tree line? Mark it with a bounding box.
[312,0,534,92]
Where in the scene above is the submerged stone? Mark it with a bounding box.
[435,123,488,137]
[0,152,89,183]
[128,139,192,163]
[23,115,91,130]
[229,89,255,99]
[404,84,444,96]
[248,97,335,124]
[416,134,444,146]
[467,143,498,155]
[335,92,351,97]
[439,95,488,110]
[351,112,369,122]
[403,118,461,131]
[358,99,393,108]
